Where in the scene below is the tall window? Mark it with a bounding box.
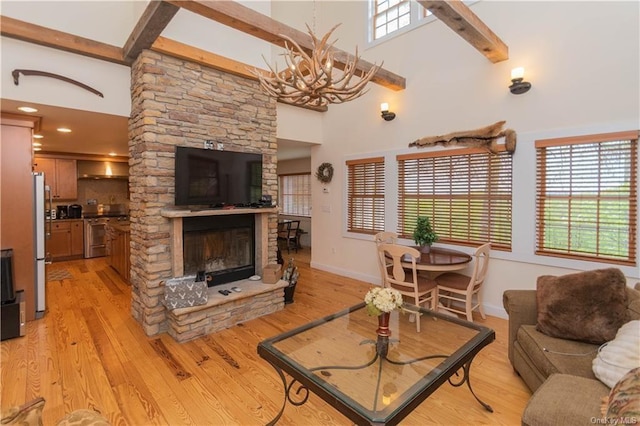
[279,173,311,217]
[535,131,638,265]
[397,147,513,250]
[347,157,385,234]
[373,0,412,40]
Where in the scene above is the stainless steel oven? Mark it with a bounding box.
[83,204,128,258]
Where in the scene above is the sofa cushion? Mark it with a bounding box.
[517,325,598,380]
[593,320,640,388]
[522,374,609,426]
[536,268,628,344]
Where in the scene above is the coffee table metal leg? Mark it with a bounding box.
[447,359,493,412]
[266,363,310,425]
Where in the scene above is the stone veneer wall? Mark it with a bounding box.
[128,50,278,336]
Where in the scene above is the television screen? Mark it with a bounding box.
[175,146,263,207]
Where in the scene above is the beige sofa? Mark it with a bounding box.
[503,271,640,426]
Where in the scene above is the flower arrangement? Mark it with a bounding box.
[364,287,403,316]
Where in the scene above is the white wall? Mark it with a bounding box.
[275,1,640,318]
[3,1,638,318]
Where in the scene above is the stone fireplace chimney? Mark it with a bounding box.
[128,50,278,336]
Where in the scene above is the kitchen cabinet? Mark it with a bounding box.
[48,220,83,260]
[34,157,77,200]
[106,223,130,283]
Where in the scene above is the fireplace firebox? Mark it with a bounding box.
[183,214,255,287]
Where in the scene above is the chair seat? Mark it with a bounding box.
[437,272,472,290]
[391,275,436,294]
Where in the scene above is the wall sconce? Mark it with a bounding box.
[380,103,396,121]
[509,67,531,95]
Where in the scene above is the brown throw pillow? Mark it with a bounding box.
[536,268,628,344]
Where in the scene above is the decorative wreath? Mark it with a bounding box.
[315,162,334,183]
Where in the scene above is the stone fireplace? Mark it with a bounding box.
[183,214,255,286]
[128,50,279,337]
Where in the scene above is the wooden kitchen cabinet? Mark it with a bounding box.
[106,223,130,282]
[34,157,77,200]
[48,221,71,259]
[70,220,84,257]
[48,220,84,261]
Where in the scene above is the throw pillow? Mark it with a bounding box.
[536,268,628,344]
[593,320,640,388]
[604,367,640,421]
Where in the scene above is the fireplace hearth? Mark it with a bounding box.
[183,214,255,287]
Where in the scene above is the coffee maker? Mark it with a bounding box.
[56,205,68,219]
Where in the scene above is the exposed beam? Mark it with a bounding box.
[166,0,406,91]
[0,16,126,65]
[123,1,180,64]
[417,0,508,63]
[151,37,328,112]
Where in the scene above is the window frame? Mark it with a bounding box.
[535,131,638,265]
[396,146,513,250]
[346,156,386,235]
[278,173,312,217]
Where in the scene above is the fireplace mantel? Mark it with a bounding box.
[161,207,278,218]
[161,207,278,277]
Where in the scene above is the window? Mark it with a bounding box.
[279,174,311,217]
[347,157,385,234]
[535,131,638,265]
[370,0,479,43]
[397,147,513,250]
[373,0,412,40]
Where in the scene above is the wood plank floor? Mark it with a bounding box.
[1,248,531,425]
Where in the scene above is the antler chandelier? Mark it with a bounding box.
[252,24,381,108]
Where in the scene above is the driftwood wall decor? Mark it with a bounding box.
[409,121,516,154]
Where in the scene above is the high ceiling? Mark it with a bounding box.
[1,1,506,161]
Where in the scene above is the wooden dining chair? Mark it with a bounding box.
[278,220,300,253]
[377,243,436,332]
[374,232,398,287]
[435,243,491,322]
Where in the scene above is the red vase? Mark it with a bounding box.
[377,312,391,337]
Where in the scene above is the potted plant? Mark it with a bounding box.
[413,216,438,253]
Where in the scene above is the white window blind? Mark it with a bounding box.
[279,174,311,217]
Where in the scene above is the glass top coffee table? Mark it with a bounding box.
[258,303,495,425]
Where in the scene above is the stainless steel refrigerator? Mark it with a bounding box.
[33,172,49,318]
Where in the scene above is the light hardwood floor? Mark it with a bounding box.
[1,248,531,425]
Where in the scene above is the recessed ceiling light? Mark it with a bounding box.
[18,106,38,113]
[57,127,72,133]
[32,142,42,147]
[33,147,42,151]
[108,152,117,156]
[33,134,44,139]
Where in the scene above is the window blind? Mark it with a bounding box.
[347,157,385,234]
[535,131,638,265]
[279,174,311,217]
[397,147,512,250]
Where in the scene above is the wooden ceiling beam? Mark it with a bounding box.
[166,0,406,91]
[123,1,180,64]
[0,16,126,65]
[417,0,508,63]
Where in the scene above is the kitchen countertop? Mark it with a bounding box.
[47,218,83,222]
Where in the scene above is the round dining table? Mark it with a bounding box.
[401,246,472,272]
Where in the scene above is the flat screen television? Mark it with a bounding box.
[175,146,263,207]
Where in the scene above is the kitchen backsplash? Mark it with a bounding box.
[51,179,129,212]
